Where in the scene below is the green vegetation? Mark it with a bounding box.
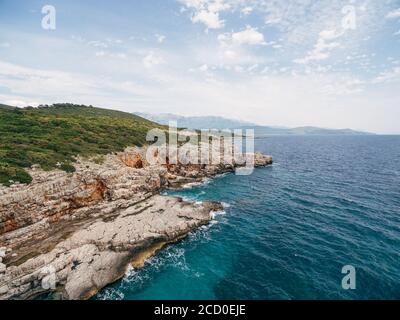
[0,103,164,186]
[0,104,17,110]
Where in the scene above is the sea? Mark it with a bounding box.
[95,135,400,300]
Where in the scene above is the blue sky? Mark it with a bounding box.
[0,0,399,133]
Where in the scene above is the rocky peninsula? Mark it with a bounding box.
[0,146,272,300]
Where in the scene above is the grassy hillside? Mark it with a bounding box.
[0,103,16,110]
[0,103,164,186]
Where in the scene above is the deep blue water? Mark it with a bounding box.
[96,135,400,300]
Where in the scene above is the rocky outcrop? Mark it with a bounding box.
[0,196,222,299]
[0,145,272,300]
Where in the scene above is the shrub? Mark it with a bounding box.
[60,163,76,173]
[0,104,164,185]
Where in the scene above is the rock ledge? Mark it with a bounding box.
[0,146,271,299]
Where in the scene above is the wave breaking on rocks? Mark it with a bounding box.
[0,145,272,300]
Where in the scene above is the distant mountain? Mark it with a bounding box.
[241,125,373,136]
[134,112,256,129]
[134,112,373,135]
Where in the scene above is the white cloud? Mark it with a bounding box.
[156,34,166,43]
[373,67,400,84]
[247,64,258,72]
[138,70,396,133]
[188,63,213,75]
[95,51,127,59]
[219,26,265,46]
[87,40,109,48]
[179,0,230,29]
[194,42,264,68]
[0,59,152,104]
[112,53,127,59]
[1,57,399,133]
[249,0,390,48]
[4,100,40,108]
[231,26,266,46]
[386,8,400,19]
[272,44,282,49]
[0,42,11,48]
[294,29,342,64]
[73,37,124,50]
[241,6,253,15]
[143,51,165,68]
[179,0,392,45]
[0,60,102,97]
[192,10,224,29]
[95,51,106,57]
[199,64,209,71]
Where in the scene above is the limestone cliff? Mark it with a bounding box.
[0,146,272,300]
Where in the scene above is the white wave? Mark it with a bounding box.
[182,178,211,189]
[201,220,219,232]
[97,288,125,300]
[182,182,201,189]
[215,172,229,179]
[143,246,189,272]
[124,265,137,278]
[179,196,196,202]
[221,202,231,208]
[210,210,226,219]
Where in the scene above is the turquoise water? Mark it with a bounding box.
[96,135,400,300]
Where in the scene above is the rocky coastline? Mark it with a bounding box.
[0,146,272,300]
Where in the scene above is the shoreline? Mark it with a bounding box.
[0,146,272,300]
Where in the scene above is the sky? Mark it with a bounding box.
[0,0,399,133]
